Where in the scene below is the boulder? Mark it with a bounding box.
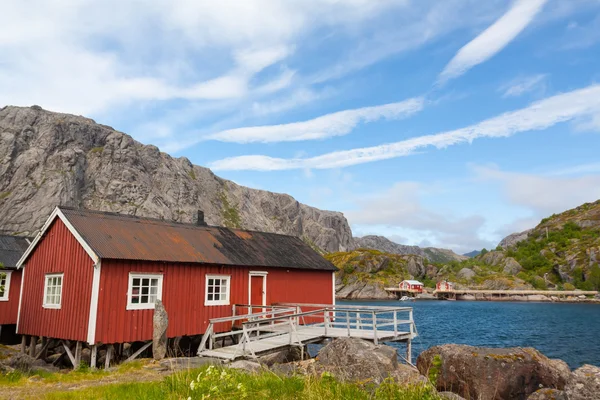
[527,388,567,400]
[564,364,600,400]
[439,392,467,400]
[152,300,169,360]
[481,251,506,266]
[159,357,218,371]
[426,265,439,279]
[228,360,263,374]
[407,257,425,278]
[258,347,303,366]
[457,268,475,280]
[417,345,570,400]
[315,337,424,385]
[503,257,523,275]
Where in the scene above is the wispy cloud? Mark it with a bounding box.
[206,97,424,143]
[500,73,548,97]
[210,83,600,171]
[439,0,548,83]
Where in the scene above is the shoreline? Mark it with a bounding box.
[337,295,600,303]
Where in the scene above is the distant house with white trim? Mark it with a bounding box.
[398,280,423,293]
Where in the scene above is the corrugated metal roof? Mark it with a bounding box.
[0,235,31,269]
[59,208,337,271]
[402,280,423,285]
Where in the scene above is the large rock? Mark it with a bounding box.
[315,337,424,385]
[499,229,533,248]
[152,300,168,360]
[564,364,600,400]
[481,251,506,266]
[258,347,303,366]
[417,345,570,400]
[503,257,523,275]
[527,389,566,400]
[0,105,352,253]
[457,268,476,280]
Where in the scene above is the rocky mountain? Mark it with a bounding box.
[498,229,533,249]
[0,106,352,252]
[326,249,432,299]
[462,250,481,258]
[353,235,467,264]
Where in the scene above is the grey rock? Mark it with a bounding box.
[564,364,600,400]
[159,357,219,371]
[527,388,567,400]
[417,344,570,400]
[153,300,168,360]
[406,256,425,278]
[503,257,523,275]
[257,347,303,366]
[0,106,352,253]
[353,235,466,263]
[439,392,468,400]
[499,229,533,248]
[457,268,476,280]
[481,251,506,266]
[228,360,263,374]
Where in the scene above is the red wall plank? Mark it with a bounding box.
[18,219,94,341]
[96,261,334,344]
[0,269,22,325]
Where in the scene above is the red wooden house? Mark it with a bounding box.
[398,280,424,293]
[436,280,454,292]
[0,235,30,343]
[16,207,337,364]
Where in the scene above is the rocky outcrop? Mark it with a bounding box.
[527,389,566,400]
[417,344,570,400]
[499,229,533,248]
[353,235,466,263]
[152,300,168,360]
[275,338,425,386]
[457,268,475,280]
[564,364,600,400]
[0,106,352,252]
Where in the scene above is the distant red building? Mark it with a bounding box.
[0,235,30,342]
[436,280,454,292]
[16,207,337,358]
[398,280,424,293]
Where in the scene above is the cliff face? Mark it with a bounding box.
[353,235,467,263]
[0,106,352,252]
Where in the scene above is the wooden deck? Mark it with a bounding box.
[197,304,417,362]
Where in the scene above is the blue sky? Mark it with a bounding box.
[2,0,600,253]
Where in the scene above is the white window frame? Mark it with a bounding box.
[205,275,231,306]
[43,273,64,309]
[126,273,163,310]
[0,271,12,301]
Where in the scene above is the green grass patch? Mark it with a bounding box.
[44,365,441,400]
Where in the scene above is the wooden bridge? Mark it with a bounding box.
[197,303,417,363]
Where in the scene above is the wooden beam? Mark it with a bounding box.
[28,336,38,357]
[124,341,152,363]
[62,341,76,367]
[34,339,51,360]
[90,345,97,369]
[105,344,113,369]
[52,352,66,367]
[74,341,82,368]
[20,335,27,354]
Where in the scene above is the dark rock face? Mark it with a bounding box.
[152,300,168,360]
[564,364,600,400]
[417,344,570,400]
[0,106,352,253]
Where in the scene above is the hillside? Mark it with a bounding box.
[353,235,466,264]
[0,106,352,252]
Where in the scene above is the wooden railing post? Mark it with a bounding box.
[324,310,329,335]
[346,312,351,336]
[393,310,398,336]
[372,312,378,345]
[409,309,414,337]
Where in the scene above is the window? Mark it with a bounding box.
[0,271,12,301]
[43,273,63,308]
[205,275,230,306]
[127,273,163,310]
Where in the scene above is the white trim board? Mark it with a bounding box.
[16,207,99,269]
[16,267,25,333]
[86,261,102,344]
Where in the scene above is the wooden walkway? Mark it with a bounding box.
[197,304,417,362]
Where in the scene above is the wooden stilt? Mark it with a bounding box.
[28,336,38,357]
[105,344,113,369]
[90,345,98,369]
[21,335,27,353]
[62,341,76,367]
[34,339,51,360]
[406,339,412,365]
[74,341,82,368]
[124,341,152,363]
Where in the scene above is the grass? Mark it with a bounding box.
[41,365,441,400]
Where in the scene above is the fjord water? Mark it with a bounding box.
[340,300,600,369]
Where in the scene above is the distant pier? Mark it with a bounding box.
[433,289,598,301]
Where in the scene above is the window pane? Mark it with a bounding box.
[150,287,157,295]
[149,295,156,303]
[208,286,213,293]
[207,294,213,301]
[141,295,148,303]
[221,279,227,286]
[151,278,158,287]
[131,295,139,304]
[142,287,149,295]
[214,286,220,294]
[56,294,61,304]
[57,277,62,285]
[142,278,149,286]
[133,278,140,286]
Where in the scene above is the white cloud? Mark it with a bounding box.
[439,0,548,83]
[206,97,424,143]
[210,83,600,171]
[500,73,548,97]
[473,165,600,215]
[346,182,493,253]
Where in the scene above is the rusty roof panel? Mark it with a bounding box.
[59,208,337,271]
[0,235,31,269]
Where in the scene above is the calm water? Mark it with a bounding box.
[339,300,600,369]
